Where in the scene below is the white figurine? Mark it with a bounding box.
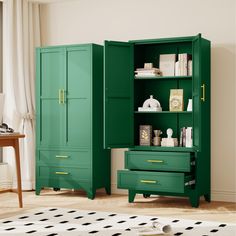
[138,95,162,112]
[161,128,178,147]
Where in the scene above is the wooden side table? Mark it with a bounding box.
[0,134,25,208]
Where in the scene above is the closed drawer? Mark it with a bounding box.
[125,151,192,172]
[38,150,91,167]
[118,170,193,194]
[38,166,90,181]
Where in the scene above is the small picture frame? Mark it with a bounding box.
[139,125,152,146]
[169,89,184,111]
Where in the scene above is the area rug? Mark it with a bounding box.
[0,207,235,235]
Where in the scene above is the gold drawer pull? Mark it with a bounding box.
[55,155,69,159]
[55,171,69,175]
[140,180,157,184]
[147,160,164,163]
[201,83,206,102]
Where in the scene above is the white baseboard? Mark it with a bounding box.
[110,183,236,202]
[211,190,236,202]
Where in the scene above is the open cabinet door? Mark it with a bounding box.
[192,34,202,152]
[104,41,134,148]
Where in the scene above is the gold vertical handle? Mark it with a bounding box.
[58,89,62,104]
[201,84,205,102]
[61,89,65,104]
[58,89,65,104]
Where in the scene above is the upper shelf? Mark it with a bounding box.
[134,75,192,80]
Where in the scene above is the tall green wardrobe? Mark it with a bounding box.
[103,34,210,207]
[36,44,110,199]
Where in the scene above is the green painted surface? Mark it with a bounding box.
[104,41,134,148]
[36,44,110,199]
[125,151,191,172]
[106,34,210,207]
[118,170,190,194]
[38,150,91,167]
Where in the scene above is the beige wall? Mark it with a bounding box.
[40,0,236,202]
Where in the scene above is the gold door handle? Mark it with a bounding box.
[55,155,69,159]
[58,89,62,104]
[140,180,157,184]
[201,84,205,102]
[147,160,164,163]
[55,171,69,175]
[58,89,65,104]
[61,89,65,104]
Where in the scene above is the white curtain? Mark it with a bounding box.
[3,0,40,190]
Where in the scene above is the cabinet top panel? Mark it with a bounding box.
[37,43,102,51]
[129,34,205,45]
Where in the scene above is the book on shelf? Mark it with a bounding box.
[159,54,176,76]
[135,68,161,78]
[175,53,192,76]
[179,127,192,147]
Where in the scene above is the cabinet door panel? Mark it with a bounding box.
[41,49,66,98]
[104,41,134,148]
[66,47,91,148]
[67,99,91,148]
[40,99,66,147]
[192,35,201,151]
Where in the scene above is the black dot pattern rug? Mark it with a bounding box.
[0,207,235,235]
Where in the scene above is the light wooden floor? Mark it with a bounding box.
[0,190,235,223]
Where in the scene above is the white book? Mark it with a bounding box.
[175,61,180,76]
[186,127,193,147]
[188,60,192,76]
[159,54,176,76]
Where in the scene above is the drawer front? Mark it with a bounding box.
[38,166,90,181]
[38,150,91,167]
[125,151,191,172]
[118,170,191,193]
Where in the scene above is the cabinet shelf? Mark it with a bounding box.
[134,75,192,80]
[132,146,196,152]
[134,111,192,114]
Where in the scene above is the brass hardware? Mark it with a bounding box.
[140,180,157,184]
[147,160,164,163]
[58,89,65,104]
[61,89,65,104]
[55,155,69,159]
[58,89,62,104]
[201,84,205,102]
[55,171,69,175]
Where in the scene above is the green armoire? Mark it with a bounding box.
[104,34,210,207]
[36,44,110,199]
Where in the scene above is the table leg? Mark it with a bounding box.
[14,139,23,208]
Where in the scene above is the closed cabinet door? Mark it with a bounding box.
[66,46,91,148]
[39,48,67,147]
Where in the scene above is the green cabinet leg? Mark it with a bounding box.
[204,193,211,202]
[87,190,96,200]
[189,194,200,208]
[105,186,111,195]
[128,190,136,203]
[35,186,41,195]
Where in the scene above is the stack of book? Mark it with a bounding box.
[179,127,193,147]
[135,67,161,78]
[175,53,192,76]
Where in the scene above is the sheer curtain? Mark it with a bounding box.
[2,0,40,190]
